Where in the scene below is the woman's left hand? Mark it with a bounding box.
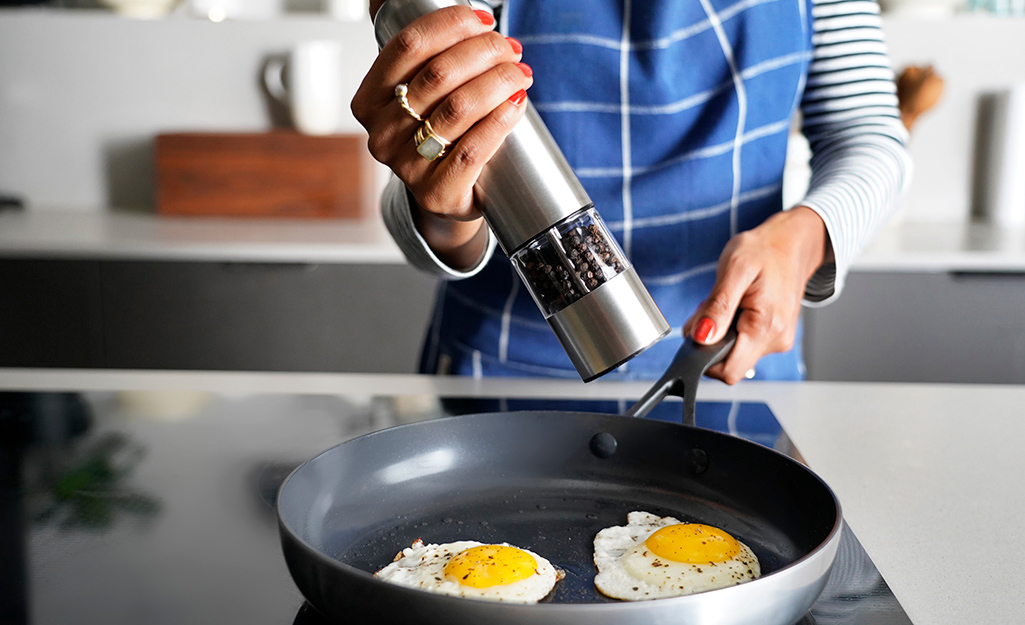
[682,206,830,384]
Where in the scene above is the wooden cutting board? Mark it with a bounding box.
[155,132,375,218]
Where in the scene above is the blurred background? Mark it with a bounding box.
[1,0,1025,382]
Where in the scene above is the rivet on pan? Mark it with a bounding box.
[589,432,618,459]
[689,448,709,475]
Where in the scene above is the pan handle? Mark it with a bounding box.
[624,325,737,426]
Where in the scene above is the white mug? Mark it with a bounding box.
[264,40,345,136]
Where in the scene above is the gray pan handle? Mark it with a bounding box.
[624,325,738,427]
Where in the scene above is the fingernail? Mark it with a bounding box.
[515,62,532,78]
[694,317,716,343]
[506,37,523,54]
[508,89,527,106]
[473,9,495,25]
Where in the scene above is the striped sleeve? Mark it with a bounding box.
[381,176,498,280]
[798,0,912,306]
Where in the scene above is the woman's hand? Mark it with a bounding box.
[682,206,830,384]
[352,4,533,269]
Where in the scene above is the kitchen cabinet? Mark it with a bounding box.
[0,211,439,373]
[0,259,438,372]
[5,212,1025,383]
[0,259,103,368]
[10,257,1025,384]
[804,270,1025,383]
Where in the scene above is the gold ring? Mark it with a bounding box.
[414,119,451,162]
[394,83,422,122]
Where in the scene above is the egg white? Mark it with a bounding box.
[374,539,561,603]
[593,511,761,601]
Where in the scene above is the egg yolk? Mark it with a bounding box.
[644,523,741,563]
[443,545,538,588]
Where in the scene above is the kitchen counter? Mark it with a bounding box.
[5,210,1025,272]
[853,220,1025,273]
[0,369,1021,624]
[0,210,405,264]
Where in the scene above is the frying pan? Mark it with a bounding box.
[277,332,842,625]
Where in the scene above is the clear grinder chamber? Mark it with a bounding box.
[374,0,670,381]
[512,208,624,317]
[509,209,671,379]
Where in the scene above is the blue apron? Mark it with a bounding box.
[421,0,813,384]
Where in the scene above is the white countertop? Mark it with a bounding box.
[0,368,1021,624]
[853,220,1025,272]
[0,210,406,263]
[5,210,1025,272]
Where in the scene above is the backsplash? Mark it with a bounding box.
[0,10,1023,221]
[883,15,1025,223]
[0,10,379,210]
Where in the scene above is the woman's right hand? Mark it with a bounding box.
[351,4,533,269]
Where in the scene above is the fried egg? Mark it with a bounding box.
[374,540,562,603]
[593,511,760,600]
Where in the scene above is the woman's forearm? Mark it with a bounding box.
[411,203,489,271]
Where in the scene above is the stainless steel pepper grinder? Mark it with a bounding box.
[375,0,670,381]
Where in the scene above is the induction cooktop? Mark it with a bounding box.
[2,393,911,625]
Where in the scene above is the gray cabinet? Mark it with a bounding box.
[6,259,1025,383]
[0,259,104,367]
[804,271,1025,383]
[0,260,439,373]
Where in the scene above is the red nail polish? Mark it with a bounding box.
[473,9,495,25]
[508,89,527,106]
[695,317,716,343]
[506,37,523,54]
[515,62,533,78]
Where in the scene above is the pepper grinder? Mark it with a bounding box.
[375,0,670,381]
